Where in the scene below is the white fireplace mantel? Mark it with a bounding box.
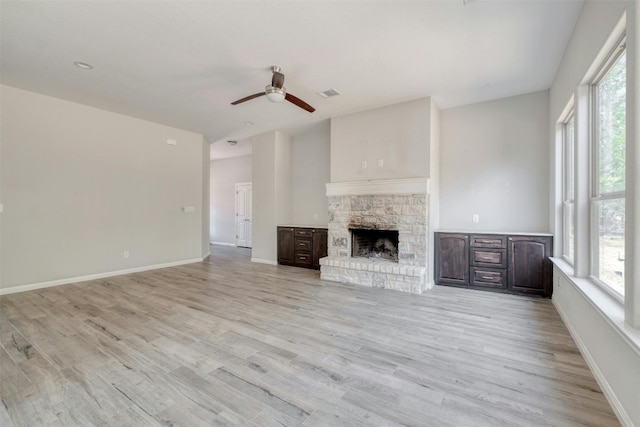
[326,178,429,197]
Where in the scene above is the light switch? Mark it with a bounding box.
[167,139,177,145]
[182,206,195,213]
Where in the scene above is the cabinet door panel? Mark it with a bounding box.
[508,236,552,296]
[277,227,295,265]
[312,229,328,270]
[435,233,469,286]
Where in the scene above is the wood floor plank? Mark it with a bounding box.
[0,245,621,426]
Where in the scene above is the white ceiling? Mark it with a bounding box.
[210,138,253,161]
[1,0,583,158]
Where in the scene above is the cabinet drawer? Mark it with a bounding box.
[295,252,312,266]
[471,268,506,288]
[295,229,313,238]
[470,235,507,248]
[471,249,507,268]
[295,239,311,251]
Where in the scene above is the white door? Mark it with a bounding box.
[235,182,252,248]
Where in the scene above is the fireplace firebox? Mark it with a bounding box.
[351,229,399,262]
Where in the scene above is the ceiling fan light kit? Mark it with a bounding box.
[265,86,286,103]
[231,65,315,113]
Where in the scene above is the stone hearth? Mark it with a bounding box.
[320,178,429,294]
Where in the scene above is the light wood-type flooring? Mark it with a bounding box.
[1,245,620,426]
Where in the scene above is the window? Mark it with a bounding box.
[562,112,575,263]
[591,39,626,297]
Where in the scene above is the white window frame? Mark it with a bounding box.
[562,110,575,264]
[589,35,626,300]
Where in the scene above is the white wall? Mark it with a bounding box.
[439,91,550,232]
[251,130,292,264]
[427,100,441,286]
[209,155,252,245]
[553,268,640,427]
[549,1,639,425]
[330,98,431,183]
[252,132,276,263]
[202,141,211,257]
[1,85,206,290]
[275,131,293,227]
[292,121,330,226]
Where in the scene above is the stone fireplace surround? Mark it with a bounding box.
[320,178,430,294]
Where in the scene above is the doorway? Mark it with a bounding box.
[235,182,252,248]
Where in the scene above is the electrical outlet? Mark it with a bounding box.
[361,160,368,169]
[472,214,480,223]
[378,159,384,167]
[123,251,130,259]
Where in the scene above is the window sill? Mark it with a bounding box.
[551,257,640,358]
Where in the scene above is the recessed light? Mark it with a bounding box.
[227,140,238,146]
[74,61,93,70]
[244,121,254,126]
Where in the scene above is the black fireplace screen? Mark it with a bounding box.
[350,229,399,261]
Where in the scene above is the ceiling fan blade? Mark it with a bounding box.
[272,71,285,89]
[285,93,315,113]
[231,92,265,105]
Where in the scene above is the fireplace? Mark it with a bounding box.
[320,178,430,294]
[351,229,399,261]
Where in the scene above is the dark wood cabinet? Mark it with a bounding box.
[277,226,327,270]
[507,236,553,297]
[277,227,295,266]
[434,233,469,286]
[435,232,553,297]
[469,234,508,291]
[312,228,328,269]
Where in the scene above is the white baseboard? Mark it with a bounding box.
[552,298,633,427]
[251,258,277,265]
[211,241,236,247]
[0,257,205,296]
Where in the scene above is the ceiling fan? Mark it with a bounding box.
[231,66,315,113]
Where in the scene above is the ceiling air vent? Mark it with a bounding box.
[317,89,341,98]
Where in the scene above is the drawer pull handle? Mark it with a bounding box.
[476,239,498,244]
[481,275,495,280]
[480,256,494,260]
[299,256,307,260]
